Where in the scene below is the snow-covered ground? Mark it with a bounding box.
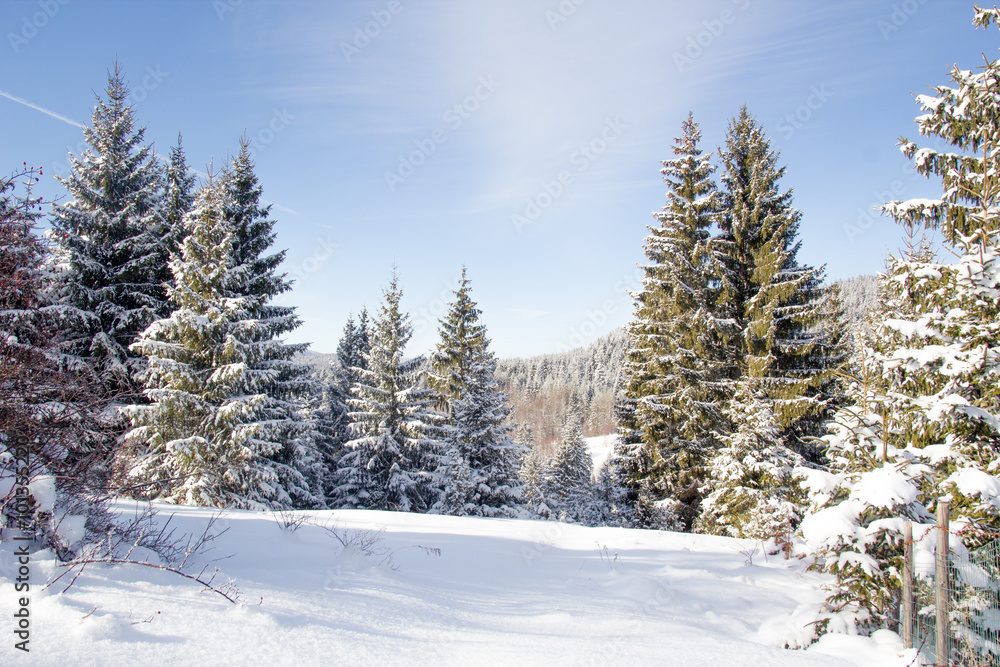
[585,434,617,475]
[1,501,915,666]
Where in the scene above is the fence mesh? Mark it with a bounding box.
[906,538,1000,666]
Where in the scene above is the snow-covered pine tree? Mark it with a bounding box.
[49,63,169,402]
[542,414,594,523]
[429,268,488,408]
[695,380,804,541]
[220,139,324,508]
[440,353,525,517]
[122,157,322,509]
[337,308,371,391]
[618,113,733,529]
[161,133,196,260]
[799,7,1000,633]
[121,173,282,508]
[517,425,548,515]
[797,292,935,634]
[715,106,837,453]
[430,269,524,517]
[331,272,445,513]
[314,311,371,501]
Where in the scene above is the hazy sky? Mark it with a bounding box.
[2,0,994,358]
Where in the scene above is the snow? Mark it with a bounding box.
[28,474,57,514]
[799,502,860,551]
[850,465,918,510]
[584,433,617,475]
[947,467,1000,506]
[0,501,916,666]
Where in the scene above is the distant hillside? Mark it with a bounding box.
[496,328,626,454]
[834,274,879,324]
[294,350,338,378]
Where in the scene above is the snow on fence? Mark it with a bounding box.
[901,501,1000,666]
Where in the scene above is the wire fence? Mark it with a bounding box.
[905,537,1000,666]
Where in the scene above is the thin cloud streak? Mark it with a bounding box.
[0,89,85,129]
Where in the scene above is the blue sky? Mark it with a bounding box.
[1,0,994,358]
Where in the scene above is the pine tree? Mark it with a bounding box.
[161,133,196,260]
[517,425,547,514]
[317,311,371,501]
[618,113,733,528]
[542,414,594,523]
[331,272,445,513]
[695,382,804,541]
[121,174,275,507]
[799,7,1000,634]
[429,268,488,408]
[122,159,322,509]
[716,106,833,447]
[430,269,524,517]
[440,353,525,516]
[220,139,323,508]
[337,308,371,391]
[49,63,169,401]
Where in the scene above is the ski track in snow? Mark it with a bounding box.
[1,501,915,666]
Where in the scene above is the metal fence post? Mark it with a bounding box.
[903,520,913,649]
[935,500,950,667]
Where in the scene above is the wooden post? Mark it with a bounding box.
[935,500,950,667]
[903,521,914,649]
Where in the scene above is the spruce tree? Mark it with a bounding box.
[331,272,445,512]
[695,381,804,540]
[439,353,525,517]
[716,106,832,446]
[800,8,1000,634]
[122,174,280,507]
[220,139,323,508]
[517,425,548,515]
[49,63,169,401]
[317,311,371,501]
[429,268,488,406]
[430,269,524,517]
[122,157,322,509]
[541,414,594,524]
[337,308,371,390]
[161,133,196,260]
[618,113,732,528]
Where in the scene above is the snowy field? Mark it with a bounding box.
[1,501,915,666]
[584,434,617,475]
